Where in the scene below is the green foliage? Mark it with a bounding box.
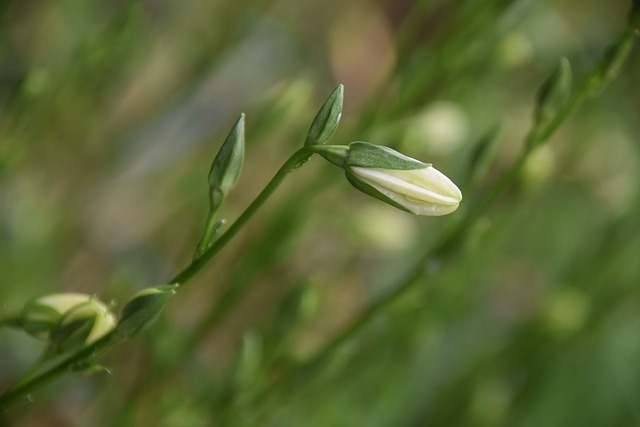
[1,0,640,426]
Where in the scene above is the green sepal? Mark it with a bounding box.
[313,145,350,168]
[346,141,429,170]
[208,114,245,203]
[344,170,414,214]
[304,84,344,146]
[117,285,178,339]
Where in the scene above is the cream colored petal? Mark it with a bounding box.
[37,293,93,314]
[87,310,117,344]
[383,167,462,201]
[349,166,462,216]
[351,167,462,205]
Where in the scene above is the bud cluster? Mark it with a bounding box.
[19,293,116,352]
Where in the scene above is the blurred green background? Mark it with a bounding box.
[1,0,640,426]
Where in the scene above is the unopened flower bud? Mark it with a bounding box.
[318,141,462,216]
[50,299,116,352]
[305,84,344,147]
[117,285,177,338]
[196,115,245,258]
[20,293,93,339]
[208,114,245,210]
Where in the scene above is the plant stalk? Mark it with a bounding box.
[0,145,326,413]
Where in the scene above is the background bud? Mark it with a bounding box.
[534,58,572,130]
[591,33,634,94]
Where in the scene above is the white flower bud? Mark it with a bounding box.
[50,299,116,352]
[20,293,93,339]
[349,165,462,216]
[315,141,463,215]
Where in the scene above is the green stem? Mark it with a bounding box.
[169,145,331,285]
[178,146,347,355]
[108,170,337,427]
[0,333,122,412]
[0,145,330,413]
[194,208,223,259]
[10,346,55,390]
[256,154,528,411]
[0,313,21,329]
[531,17,638,150]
